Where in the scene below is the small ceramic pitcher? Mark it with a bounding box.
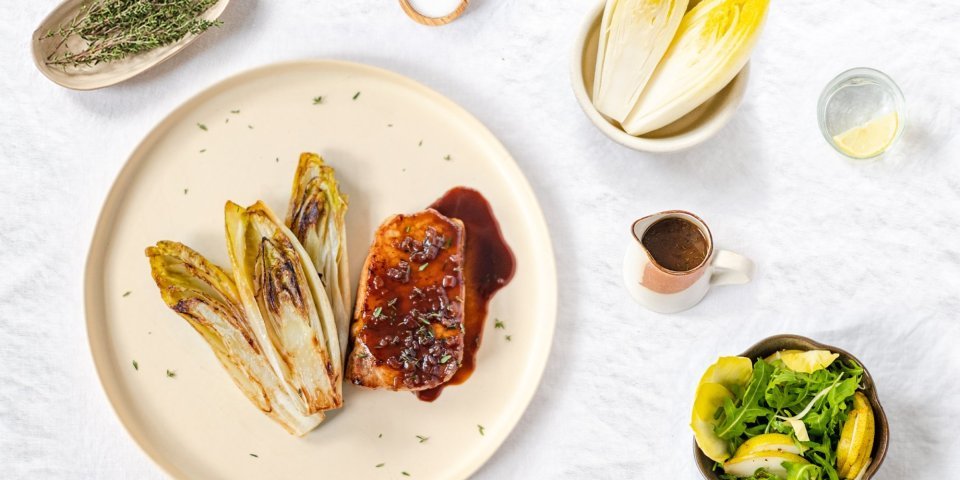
[623,211,754,313]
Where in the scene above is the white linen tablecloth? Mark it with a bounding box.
[3,0,960,478]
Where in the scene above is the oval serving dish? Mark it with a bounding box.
[694,334,890,480]
[570,0,750,153]
[31,0,230,90]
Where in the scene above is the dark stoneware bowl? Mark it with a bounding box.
[694,334,889,479]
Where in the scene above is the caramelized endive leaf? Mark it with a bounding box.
[145,241,324,435]
[285,153,351,355]
[225,200,342,414]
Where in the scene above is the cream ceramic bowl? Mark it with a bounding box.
[570,0,750,153]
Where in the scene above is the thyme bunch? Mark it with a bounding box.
[41,0,222,68]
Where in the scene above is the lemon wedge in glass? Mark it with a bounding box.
[780,350,839,373]
[832,111,899,159]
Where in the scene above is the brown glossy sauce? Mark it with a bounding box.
[641,218,708,272]
[416,187,516,401]
[355,213,464,390]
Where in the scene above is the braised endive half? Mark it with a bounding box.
[621,0,769,135]
[225,200,343,415]
[145,241,325,435]
[592,0,688,123]
[285,153,350,355]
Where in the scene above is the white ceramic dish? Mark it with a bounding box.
[570,0,750,153]
[84,60,557,479]
[32,0,229,90]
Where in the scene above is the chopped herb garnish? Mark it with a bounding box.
[357,352,368,359]
[122,291,132,297]
[477,424,485,435]
[225,118,229,123]
[387,297,398,307]
[387,123,393,127]
[183,188,189,195]
[197,123,207,131]
[376,463,384,468]
[505,335,512,341]
[439,355,451,364]
[166,369,176,378]
[231,109,240,114]
[378,433,383,438]
[419,318,431,326]
[418,140,423,147]
[313,96,324,105]
[353,91,361,100]
[405,226,412,233]
[199,149,206,153]
[419,263,429,271]
[402,472,410,477]
[247,125,254,129]
[443,154,451,161]
[494,319,505,329]
[416,435,428,443]
[132,360,139,371]
[373,306,383,318]
[443,238,452,249]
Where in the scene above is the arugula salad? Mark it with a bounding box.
[691,350,876,480]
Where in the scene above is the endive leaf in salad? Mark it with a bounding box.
[145,241,324,435]
[621,0,770,135]
[285,153,351,355]
[225,200,343,414]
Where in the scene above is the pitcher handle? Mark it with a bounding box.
[710,250,754,286]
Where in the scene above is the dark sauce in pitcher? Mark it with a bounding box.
[641,217,708,272]
[416,187,516,402]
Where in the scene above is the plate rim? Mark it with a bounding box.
[82,59,558,479]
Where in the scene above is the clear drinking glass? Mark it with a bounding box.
[817,67,905,160]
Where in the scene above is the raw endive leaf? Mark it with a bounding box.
[621,0,769,135]
[592,0,688,122]
[145,241,324,435]
[225,200,342,414]
[285,153,351,355]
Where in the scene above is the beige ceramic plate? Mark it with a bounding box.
[84,60,557,479]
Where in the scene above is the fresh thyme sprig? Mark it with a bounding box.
[41,0,222,68]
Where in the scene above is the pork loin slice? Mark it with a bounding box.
[347,209,466,391]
